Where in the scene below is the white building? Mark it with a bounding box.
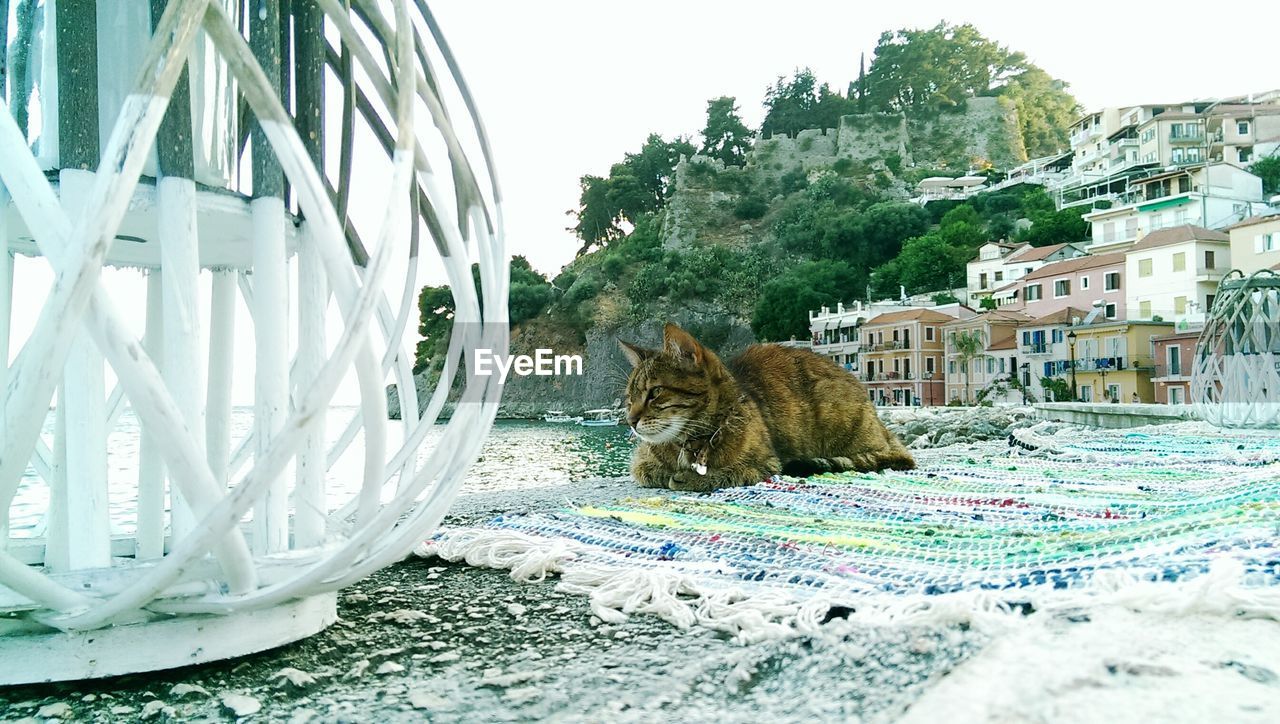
[1123,225,1230,327]
[966,241,1086,306]
[1083,163,1265,253]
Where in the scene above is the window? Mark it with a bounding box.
[926,357,935,374]
[1103,222,1116,243]
[1053,279,1070,297]
[1022,331,1030,345]
[1125,218,1138,239]
[980,272,988,289]
[1172,252,1186,272]
[1104,271,1120,291]
[1052,329,1064,344]
[1105,303,1117,319]
[1150,213,1166,231]
[1260,233,1277,254]
[1168,345,1181,376]
[1174,296,1187,315]
[925,326,934,341]
[1107,384,1121,402]
[1080,275,1090,290]
[987,358,995,374]
[1025,284,1043,302]
[994,271,1003,282]
[948,360,955,374]
[1204,250,1215,269]
[1080,385,1093,402]
[1170,386,1184,405]
[1139,300,1153,318]
[1138,258,1153,277]
[1205,294,1215,311]
[1238,120,1251,135]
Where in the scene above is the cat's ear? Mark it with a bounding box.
[663,323,704,365]
[618,339,654,368]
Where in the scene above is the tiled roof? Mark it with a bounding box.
[941,309,1033,328]
[1008,242,1079,262]
[1129,225,1228,252]
[1023,252,1126,281]
[987,335,1017,351]
[1026,307,1091,326]
[1225,213,1280,232]
[862,308,959,326]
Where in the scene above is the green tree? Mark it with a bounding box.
[951,329,987,403]
[751,261,860,341]
[569,134,695,255]
[1251,155,1280,195]
[866,22,1076,153]
[700,96,753,166]
[1021,206,1088,246]
[762,69,818,138]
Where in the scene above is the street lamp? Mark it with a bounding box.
[1067,330,1078,401]
[1020,362,1030,405]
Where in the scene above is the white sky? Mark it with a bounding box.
[430,0,1280,277]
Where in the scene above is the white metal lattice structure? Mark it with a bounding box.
[0,0,506,683]
[1191,270,1280,428]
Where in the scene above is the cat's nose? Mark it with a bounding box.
[627,411,641,427]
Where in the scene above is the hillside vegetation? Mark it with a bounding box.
[413,22,1089,384]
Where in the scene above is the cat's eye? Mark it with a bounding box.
[646,387,662,401]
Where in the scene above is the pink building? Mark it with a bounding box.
[1003,252,1128,321]
[1151,330,1199,405]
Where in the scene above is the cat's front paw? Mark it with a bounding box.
[668,468,715,492]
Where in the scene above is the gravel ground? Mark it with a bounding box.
[0,559,985,723]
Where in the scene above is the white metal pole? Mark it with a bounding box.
[136,270,166,559]
[158,175,204,543]
[43,390,68,570]
[206,269,236,487]
[294,222,326,547]
[251,196,289,554]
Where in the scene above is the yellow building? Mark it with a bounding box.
[1064,320,1174,403]
[1227,213,1280,275]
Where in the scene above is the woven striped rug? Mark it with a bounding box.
[419,423,1280,639]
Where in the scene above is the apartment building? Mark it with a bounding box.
[940,310,1032,404]
[1226,213,1280,274]
[1083,163,1264,252]
[966,241,1086,306]
[861,308,970,406]
[1065,320,1174,403]
[1124,225,1230,326]
[1208,105,1280,167]
[807,300,939,372]
[1010,252,1127,321]
[1151,330,1199,405]
[1017,307,1090,402]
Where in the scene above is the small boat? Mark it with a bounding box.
[579,408,621,427]
[543,410,582,423]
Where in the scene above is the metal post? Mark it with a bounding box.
[1068,331,1078,401]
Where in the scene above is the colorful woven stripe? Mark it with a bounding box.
[434,424,1280,603]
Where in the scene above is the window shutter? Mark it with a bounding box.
[1257,234,1265,254]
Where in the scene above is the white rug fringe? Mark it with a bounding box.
[416,529,1280,642]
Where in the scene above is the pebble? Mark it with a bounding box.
[169,683,211,699]
[109,706,137,716]
[36,702,72,719]
[140,700,174,719]
[408,690,450,710]
[219,692,262,718]
[272,667,319,689]
[289,708,319,724]
[506,602,528,617]
[386,609,430,624]
[376,661,406,675]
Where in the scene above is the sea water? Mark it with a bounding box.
[7,408,634,538]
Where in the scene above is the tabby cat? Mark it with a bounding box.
[620,323,915,492]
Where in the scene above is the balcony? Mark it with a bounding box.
[1169,130,1204,144]
[1022,342,1049,354]
[1152,364,1187,381]
[870,341,905,352]
[1077,356,1127,371]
